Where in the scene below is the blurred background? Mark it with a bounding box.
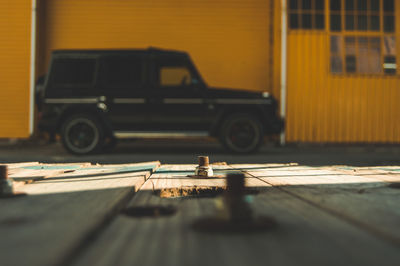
[0,0,399,162]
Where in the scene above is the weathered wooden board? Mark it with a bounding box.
[140,164,269,194]
[4,162,92,183]
[1,162,399,266]
[70,164,400,266]
[0,162,40,168]
[21,161,161,194]
[0,161,160,266]
[335,166,400,183]
[236,164,400,245]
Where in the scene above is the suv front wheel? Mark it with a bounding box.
[219,113,263,153]
[61,114,104,155]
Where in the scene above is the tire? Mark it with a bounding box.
[219,113,263,153]
[61,114,104,155]
[102,136,117,153]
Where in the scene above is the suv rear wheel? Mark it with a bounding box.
[219,114,263,153]
[61,114,104,155]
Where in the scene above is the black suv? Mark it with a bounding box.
[36,48,283,154]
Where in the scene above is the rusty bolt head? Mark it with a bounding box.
[0,165,8,180]
[194,156,213,177]
[198,156,209,167]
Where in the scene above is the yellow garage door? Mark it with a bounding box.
[0,1,31,138]
[39,0,275,93]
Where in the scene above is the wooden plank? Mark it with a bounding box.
[334,166,400,183]
[140,164,269,197]
[8,161,160,187]
[4,163,92,188]
[5,163,91,182]
[1,162,40,168]
[70,164,399,266]
[20,162,160,195]
[236,164,400,245]
[0,161,160,266]
[71,178,400,266]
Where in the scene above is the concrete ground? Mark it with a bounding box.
[0,138,399,166]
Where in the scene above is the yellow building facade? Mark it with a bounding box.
[0,2,32,138]
[1,0,399,143]
[286,0,400,143]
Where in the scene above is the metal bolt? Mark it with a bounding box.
[0,165,14,195]
[198,156,209,167]
[195,156,213,177]
[192,172,276,232]
[226,173,245,196]
[0,165,7,180]
[225,173,252,222]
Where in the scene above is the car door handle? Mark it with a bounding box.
[148,98,161,104]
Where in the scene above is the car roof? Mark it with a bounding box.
[51,47,188,57]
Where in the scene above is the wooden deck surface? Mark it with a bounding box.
[0,162,399,266]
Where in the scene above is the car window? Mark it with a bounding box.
[160,66,191,86]
[155,55,194,88]
[100,55,144,89]
[50,58,96,88]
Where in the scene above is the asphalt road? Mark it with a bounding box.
[0,139,399,166]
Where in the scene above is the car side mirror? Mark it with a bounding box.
[191,78,199,85]
[191,78,203,91]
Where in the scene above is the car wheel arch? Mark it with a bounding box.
[56,105,111,135]
[210,106,266,136]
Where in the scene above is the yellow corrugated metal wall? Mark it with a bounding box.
[39,0,277,93]
[0,1,31,138]
[285,4,400,143]
[37,0,399,143]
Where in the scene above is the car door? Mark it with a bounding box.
[97,52,152,131]
[147,53,214,132]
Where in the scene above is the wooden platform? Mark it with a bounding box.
[0,161,399,266]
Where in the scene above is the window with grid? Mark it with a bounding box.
[288,0,325,29]
[329,0,396,75]
[330,0,395,32]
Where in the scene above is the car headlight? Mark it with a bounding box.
[262,92,270,98]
